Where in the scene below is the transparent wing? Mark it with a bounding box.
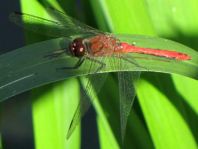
[115,52,142,142]
[9,7,102,38]
[46,7,103,35]
[66,35,118,139]
[118,71,140,142]
[66,73,108,139]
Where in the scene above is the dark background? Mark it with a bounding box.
[0,1,24,52]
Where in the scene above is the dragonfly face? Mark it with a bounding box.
[69,38,86,57]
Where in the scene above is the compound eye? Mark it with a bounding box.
[69,38,85,57]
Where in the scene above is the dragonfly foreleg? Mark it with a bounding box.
[44,50,65,59]
[57,58,85,70]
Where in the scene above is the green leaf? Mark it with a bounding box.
[0,35,197,101]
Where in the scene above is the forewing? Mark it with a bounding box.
[46,7,103,36]
[66,73,108,139]
[9,8,102,38]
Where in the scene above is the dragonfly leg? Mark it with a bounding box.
[57,58,85,70]
[86,56,106,73]
[44,50,65,59]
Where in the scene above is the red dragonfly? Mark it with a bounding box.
[9,7,191,141]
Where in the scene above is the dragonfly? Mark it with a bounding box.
[9,7,191,142]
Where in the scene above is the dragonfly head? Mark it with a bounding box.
[69,38,86,57]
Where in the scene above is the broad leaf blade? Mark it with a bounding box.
[0,35,197,101]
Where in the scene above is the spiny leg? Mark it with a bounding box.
[57,58,85,70]
[43,49,65,59]
[56,56,105,73]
